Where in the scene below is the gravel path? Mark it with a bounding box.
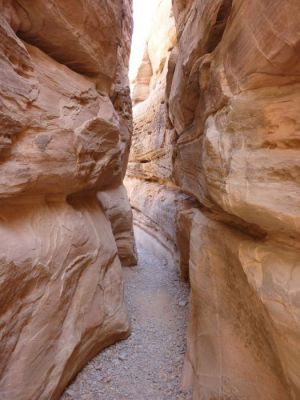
[62,226,192,400]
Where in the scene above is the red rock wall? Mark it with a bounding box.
[172,1,300,398]
[0,1,135,399]
[128,0,300,398]
[126,0,197,250]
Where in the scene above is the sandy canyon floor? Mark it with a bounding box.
[62,226,192,400]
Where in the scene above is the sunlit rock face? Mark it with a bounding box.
[126,0,196,249]
[171,0,300,399]
[128,0,300,398]
[0,1,135,399]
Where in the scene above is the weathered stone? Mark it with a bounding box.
[126,0,196,249]
[0,197,129,400]
[180,210,291,400]
[172,1,300,398]
[97,185,137,266]
[131,47,152,105]
[14,0,123,90]
[127,0,300,398]
[126,177,195,246]
[0,1,135,399]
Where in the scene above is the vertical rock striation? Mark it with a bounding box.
[171,1,300,398]
[128,0,300,399]
[0,1,135,399]
[169,0,300,399]
[126,0,197,250]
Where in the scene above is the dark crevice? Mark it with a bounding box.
[205,0,233,53]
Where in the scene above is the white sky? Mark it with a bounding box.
[129,0,159,81]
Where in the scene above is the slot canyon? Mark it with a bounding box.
[0,0,299,399]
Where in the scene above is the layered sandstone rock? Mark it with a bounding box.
[179,210,292,399]
[128,0,300,399]
[0,2,135,399]
[97,185,137,266]
[126,0,196,249]
[171,1,300,399]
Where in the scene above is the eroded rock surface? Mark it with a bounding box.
[97,185,137,267]
[0,2,135,399]
[127,0,300,399]
[179,210,291,399]
[126,0,196,249]
[171,1,300,398]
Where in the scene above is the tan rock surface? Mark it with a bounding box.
[0,197,129,400]
[97,184,137,266]
[126,0,196,249]
[0,1,135,399]
[14,0,123,89]
[180,210,290,400]
[240,238,300,398]
[171,1,300,398]
[125,177,195,248]
[131,47,152,105]
[128,0,300,398]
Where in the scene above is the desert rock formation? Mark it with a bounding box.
[1,0,300,399]
[126,0,197,250]
[128,0,300,399]
[0,1,135,399]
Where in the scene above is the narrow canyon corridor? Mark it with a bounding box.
[1,0,300,399]
[62,226,191,400]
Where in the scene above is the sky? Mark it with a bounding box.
[129,0,159,81]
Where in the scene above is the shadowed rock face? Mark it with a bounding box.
[0,1,135,399]
[127,0,300,398]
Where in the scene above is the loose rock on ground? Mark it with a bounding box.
[62,226,192,400]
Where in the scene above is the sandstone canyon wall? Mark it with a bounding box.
[126,0,197,250]
[128,0,300,399]
[0,1,135,399]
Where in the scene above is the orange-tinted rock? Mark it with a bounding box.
[126,0,197,248]
[171,1,300,398]
[129,0,300,398]
[125,177,195,247]
[180,210,290,399]
[14,0,123,88]
[0,1,134,399]
[97,184,137,266]
[0,197,128,400]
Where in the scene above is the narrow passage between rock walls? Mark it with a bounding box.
[62,226,192,400]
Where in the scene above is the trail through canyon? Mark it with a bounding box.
[62,226,192,400]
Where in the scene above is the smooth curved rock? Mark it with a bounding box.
[126,0,197,248]
[97,184,137,266]
[171,1,300,398]
[128,0,300,398]
[181,210,290,400]
[14,0,123,88]
[0,1,135,398]
[0,197,129,400]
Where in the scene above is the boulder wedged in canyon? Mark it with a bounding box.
[0,1,135,399]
